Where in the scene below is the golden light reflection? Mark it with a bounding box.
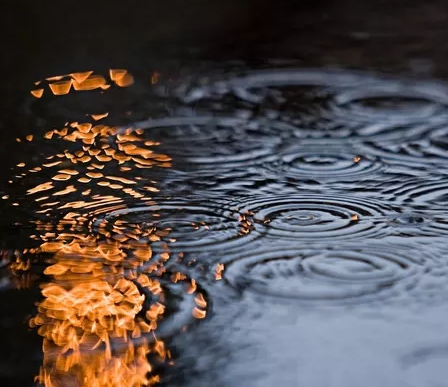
[150,72,160,85]
[73,75,109,91]
[30,69,138,98]
[91,113,109,121]
[114,73,134,88]
[48,80,72,96]
[31,89,44,98]
[214,263,224,280]
[5,70,209,387]
[70,71,94,84]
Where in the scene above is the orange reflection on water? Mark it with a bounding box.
[73,75,109,91]
[31,69,136,98]
[37,341,157,387]
[30,235,164,387]
[11,70,208,386]
[31,88,44,98]
[115,73,134,88]
[91,113,109,121]
[70,71,94,84]
[25,208,201,387]
[151,72,160,85]
[48,80,72,96]
[214,263,225,280]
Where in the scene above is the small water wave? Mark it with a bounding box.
[8,64,448,387]
[175,69,448,171]
[222,241,440,304]
[179,68,448,121]
[234,194,399,241]
[385,179,448,207]
[92,198,257,252]
[357,124,448,167]
[265,144,384,181]
[328,83,448,124]
[387,211,448,237]
[124,116,281,172]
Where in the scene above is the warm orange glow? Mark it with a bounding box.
[70,71,94,83]
[91,112,109,121]
[109,69,128,82]
[110,69,134,87]
[37,341,155,387]
[49,80,73,96]
[28,182,54,195]
[192,307,207,319]
[73,75,109,91]
[10,70,210,387]
[115,73,134,87]
[214,263,224,280]
[52,174,71,181]
[31,88,44,98]
[194,293,207,309]
[53,185,77,196]
[28,231,169,387]
[46,75,65,82]
[26,221,199,387]
[151,72,160,84]
[58,169,79,176]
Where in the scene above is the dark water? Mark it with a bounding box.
[2,2,448,387]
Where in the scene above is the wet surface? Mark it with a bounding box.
[2,1,448,386]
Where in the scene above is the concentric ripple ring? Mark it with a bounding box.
[235,194,399,241]
[120,116,281,172]
[92,199,258,252]
[222,242,436,304]
[266,146,384,181]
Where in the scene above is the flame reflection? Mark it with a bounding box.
[5,69,208,387]
[31,69,137,98]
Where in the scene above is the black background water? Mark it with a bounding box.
[2,1,448,386]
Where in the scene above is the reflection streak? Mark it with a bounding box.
[6,69,207,387]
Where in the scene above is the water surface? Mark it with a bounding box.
[1,57,448,387]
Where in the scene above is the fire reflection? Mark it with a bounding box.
[32,69,136,97]
[26,223,182,386]
[5,69,208,386]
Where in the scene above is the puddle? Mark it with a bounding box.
[2,63,448,387]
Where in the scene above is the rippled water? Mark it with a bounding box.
[1,65,448,387]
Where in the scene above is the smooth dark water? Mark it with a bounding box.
[2,1,448,387]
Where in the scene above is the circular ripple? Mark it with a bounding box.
[133,272,207,340]
[177,69,448,143]
[267,145,384,181]
[357,124,448,167]
[222,243,433,303]
[386,180,448,206]
[387,212,448,237]
[178,69,378,104]
[92,199,257,252]
[237,195,398,241]
[125,116,281,172]
[328,83,448,124]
